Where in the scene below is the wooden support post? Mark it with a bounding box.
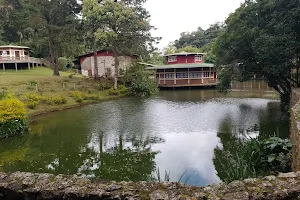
[15,63,18,71]
[188,68,190,84]
[202,67,204,84]
[174,69,176,85]
[164,69,166,85]
[2,63,5,72]
[28,62,30,70]
[32,63,34,69]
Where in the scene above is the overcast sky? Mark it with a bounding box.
[144,0,244,50]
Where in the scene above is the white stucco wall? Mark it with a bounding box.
[80,55,135,77]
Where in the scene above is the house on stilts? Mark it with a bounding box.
[0,45,41,71]
[146,52,218,88]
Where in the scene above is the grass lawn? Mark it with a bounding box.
[0,67,121,117]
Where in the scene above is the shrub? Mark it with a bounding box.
[25,93,41,102]
[52,96,67,104]
[108,87,120,96]
[0,90,8,100]
[94,82,113,91]
[57,57,68,71]
[125,63,158,96]
[214,136,292,183]
[118,85,128,94]
[83,94,99,101]
[40,96,67,105]
[0,97,28,139]
[27,100,39,109]
[71,91,84,103]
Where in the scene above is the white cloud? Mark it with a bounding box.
[144,0,244,50]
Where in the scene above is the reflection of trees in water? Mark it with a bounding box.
[2,122,164,182]
[213,103,289,182]
[79,134,160,182]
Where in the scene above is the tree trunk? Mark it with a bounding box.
[93,51,99,80]
[49,39,60,76]
[114,55,119,90]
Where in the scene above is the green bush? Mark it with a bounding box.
[83,94,99,101]
[108,87,120,96]
[0,96,28,139]
[71,91,84,103]
[214,137,292,183]
[124,63,158,96]
[27,100,39,109]
[57,57,68,71]
[94,82,113,91]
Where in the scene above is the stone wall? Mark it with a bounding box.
[291,89,300,171]
[2,171,300,200]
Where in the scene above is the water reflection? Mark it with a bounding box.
[0,81,289,186]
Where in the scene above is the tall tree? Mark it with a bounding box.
[214,0,300,108]
[29,0,82,75]
[83,0,159,89]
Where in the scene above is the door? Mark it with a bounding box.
[15,51,20,60]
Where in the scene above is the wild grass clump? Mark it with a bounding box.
[71,91,99,103]
[25,93,67,109]
[213,136,292,183]
[108,85,128,96]
[27,80,37,90]
[0,93,28,139]
[94,82,113,91]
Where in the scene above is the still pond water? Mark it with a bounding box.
[0,81,289,186]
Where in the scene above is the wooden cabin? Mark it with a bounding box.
[78,50,137,78]
[146,52,217,88]
[0,45,41,71]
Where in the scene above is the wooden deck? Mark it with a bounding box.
[0,57,42,71]
[0,57,41,64]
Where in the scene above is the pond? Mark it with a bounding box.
[0,80,289,186]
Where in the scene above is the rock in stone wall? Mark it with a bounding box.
[2,171,300,200]
[291,89,300,171]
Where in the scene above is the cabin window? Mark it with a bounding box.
[0,51,8,56]
[164,73,174,79]
[24,51,29,56]
[195,55,202,61]
[176,73,188,78]
[203,72,210,77]
[189,72,202,78]
[168,56,177,62]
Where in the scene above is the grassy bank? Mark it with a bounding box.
[0,67,126,117]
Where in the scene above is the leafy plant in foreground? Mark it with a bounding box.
[213,136,292,183]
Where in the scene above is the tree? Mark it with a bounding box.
[213,0,300,108]
[0,0,82,75]
[83,0,159,88]
[29,0,82,76]
[173,23,224,51]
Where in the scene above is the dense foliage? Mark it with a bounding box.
[213,0,300,107]
[83,0,159,86]
[0,92,28,139]
[174,23,224,51]
[214,135,292,183]
[0,0,83,75]
[122,63,158,97]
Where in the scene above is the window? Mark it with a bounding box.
[203,72,210,77]
[189,72,202,78]
[195,55,203,61]
[164,73,174,79]
[176,73,188,78]
[168,56,177,62]
[0,51,8,56]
